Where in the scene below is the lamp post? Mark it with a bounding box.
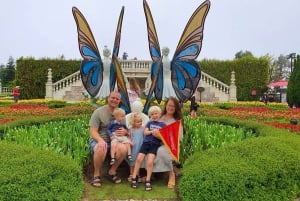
[287,53,296,72]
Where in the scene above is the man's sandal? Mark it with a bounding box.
[107,173,122,184]
[91,176,101,187]
[145,180,152,191]
[131,177,138,189]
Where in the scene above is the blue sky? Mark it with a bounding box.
[0,0,300,65]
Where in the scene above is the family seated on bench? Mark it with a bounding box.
[89,92,182,190]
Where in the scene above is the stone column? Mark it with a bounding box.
[229,71,237,102]
[45,68,53,99]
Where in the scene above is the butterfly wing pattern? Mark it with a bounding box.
[143,0,210,103]
[112,55,131,113]
[73,6,130,113]
[109,6,131,113]
[143,58,163,114]
[110,6,125,92]
[143,0,163,104]
[171,0,210,102]
[72,7,103,97]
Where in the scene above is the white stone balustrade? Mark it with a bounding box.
[201,71,230,94]
[53,71,81,92]
[45,60,237,102]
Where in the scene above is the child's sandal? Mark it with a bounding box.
[145,180,152,191]
[127,174,132,182]
[110,158,116,165]
[131,177,138,189]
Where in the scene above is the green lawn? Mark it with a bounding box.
[82,172,178,200]
[81,162,179,200]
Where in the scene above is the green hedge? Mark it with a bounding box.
[0,141,84,201]
[16,58,80,99]
[179,133,300,201]
[200,57,269,101]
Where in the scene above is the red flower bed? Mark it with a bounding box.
[0,118,15,124]
[10,104,49,110]
[201,106,300,133]
[0,103,94,125]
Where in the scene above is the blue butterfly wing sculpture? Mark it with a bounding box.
[143,0,210,106]
[143,0,163,105]
[72,6,131,113]
[110,6,124,92]
[171,0,210,102]
[72,7,103,97]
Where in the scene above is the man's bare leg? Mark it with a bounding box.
[93,143,107,177]
[91,143,107,187]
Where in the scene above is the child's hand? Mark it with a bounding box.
[116,127,128,136]
[152,129,161,138]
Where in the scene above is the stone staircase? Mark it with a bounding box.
[45,60,236,103]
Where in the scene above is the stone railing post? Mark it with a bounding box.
[229,71,237,102]
[45,68,53,99]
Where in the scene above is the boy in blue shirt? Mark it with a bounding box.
[130,106,166,191]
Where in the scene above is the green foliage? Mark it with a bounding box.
[84,178,176,200]
[16,58,80,99]
[0,57,15,87]
[0,141,83,201]
[287,55,300,107]
[235,50,254,59]
[47,100,67,108]
[0,116,81,139]
[179,134,300,201]
[3,117,91,166]
[180,117,255,164]
[200,56,269,101]
[213,102,232,110]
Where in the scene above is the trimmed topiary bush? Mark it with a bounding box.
[0,141,84,201]
[179,135,300,201]
[47,100,67,108]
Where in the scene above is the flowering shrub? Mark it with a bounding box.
[0,102,94,125]
[199,105,300,133]
[1,100,299,133]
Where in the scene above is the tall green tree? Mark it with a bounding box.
[0,57,16,87]
[0,64,4,83]
[276,54,289,80]
[287,55,300,108]
[235,50,253,59]
[265,54,289,83]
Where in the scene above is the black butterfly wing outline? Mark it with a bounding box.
[171,0,211,102]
